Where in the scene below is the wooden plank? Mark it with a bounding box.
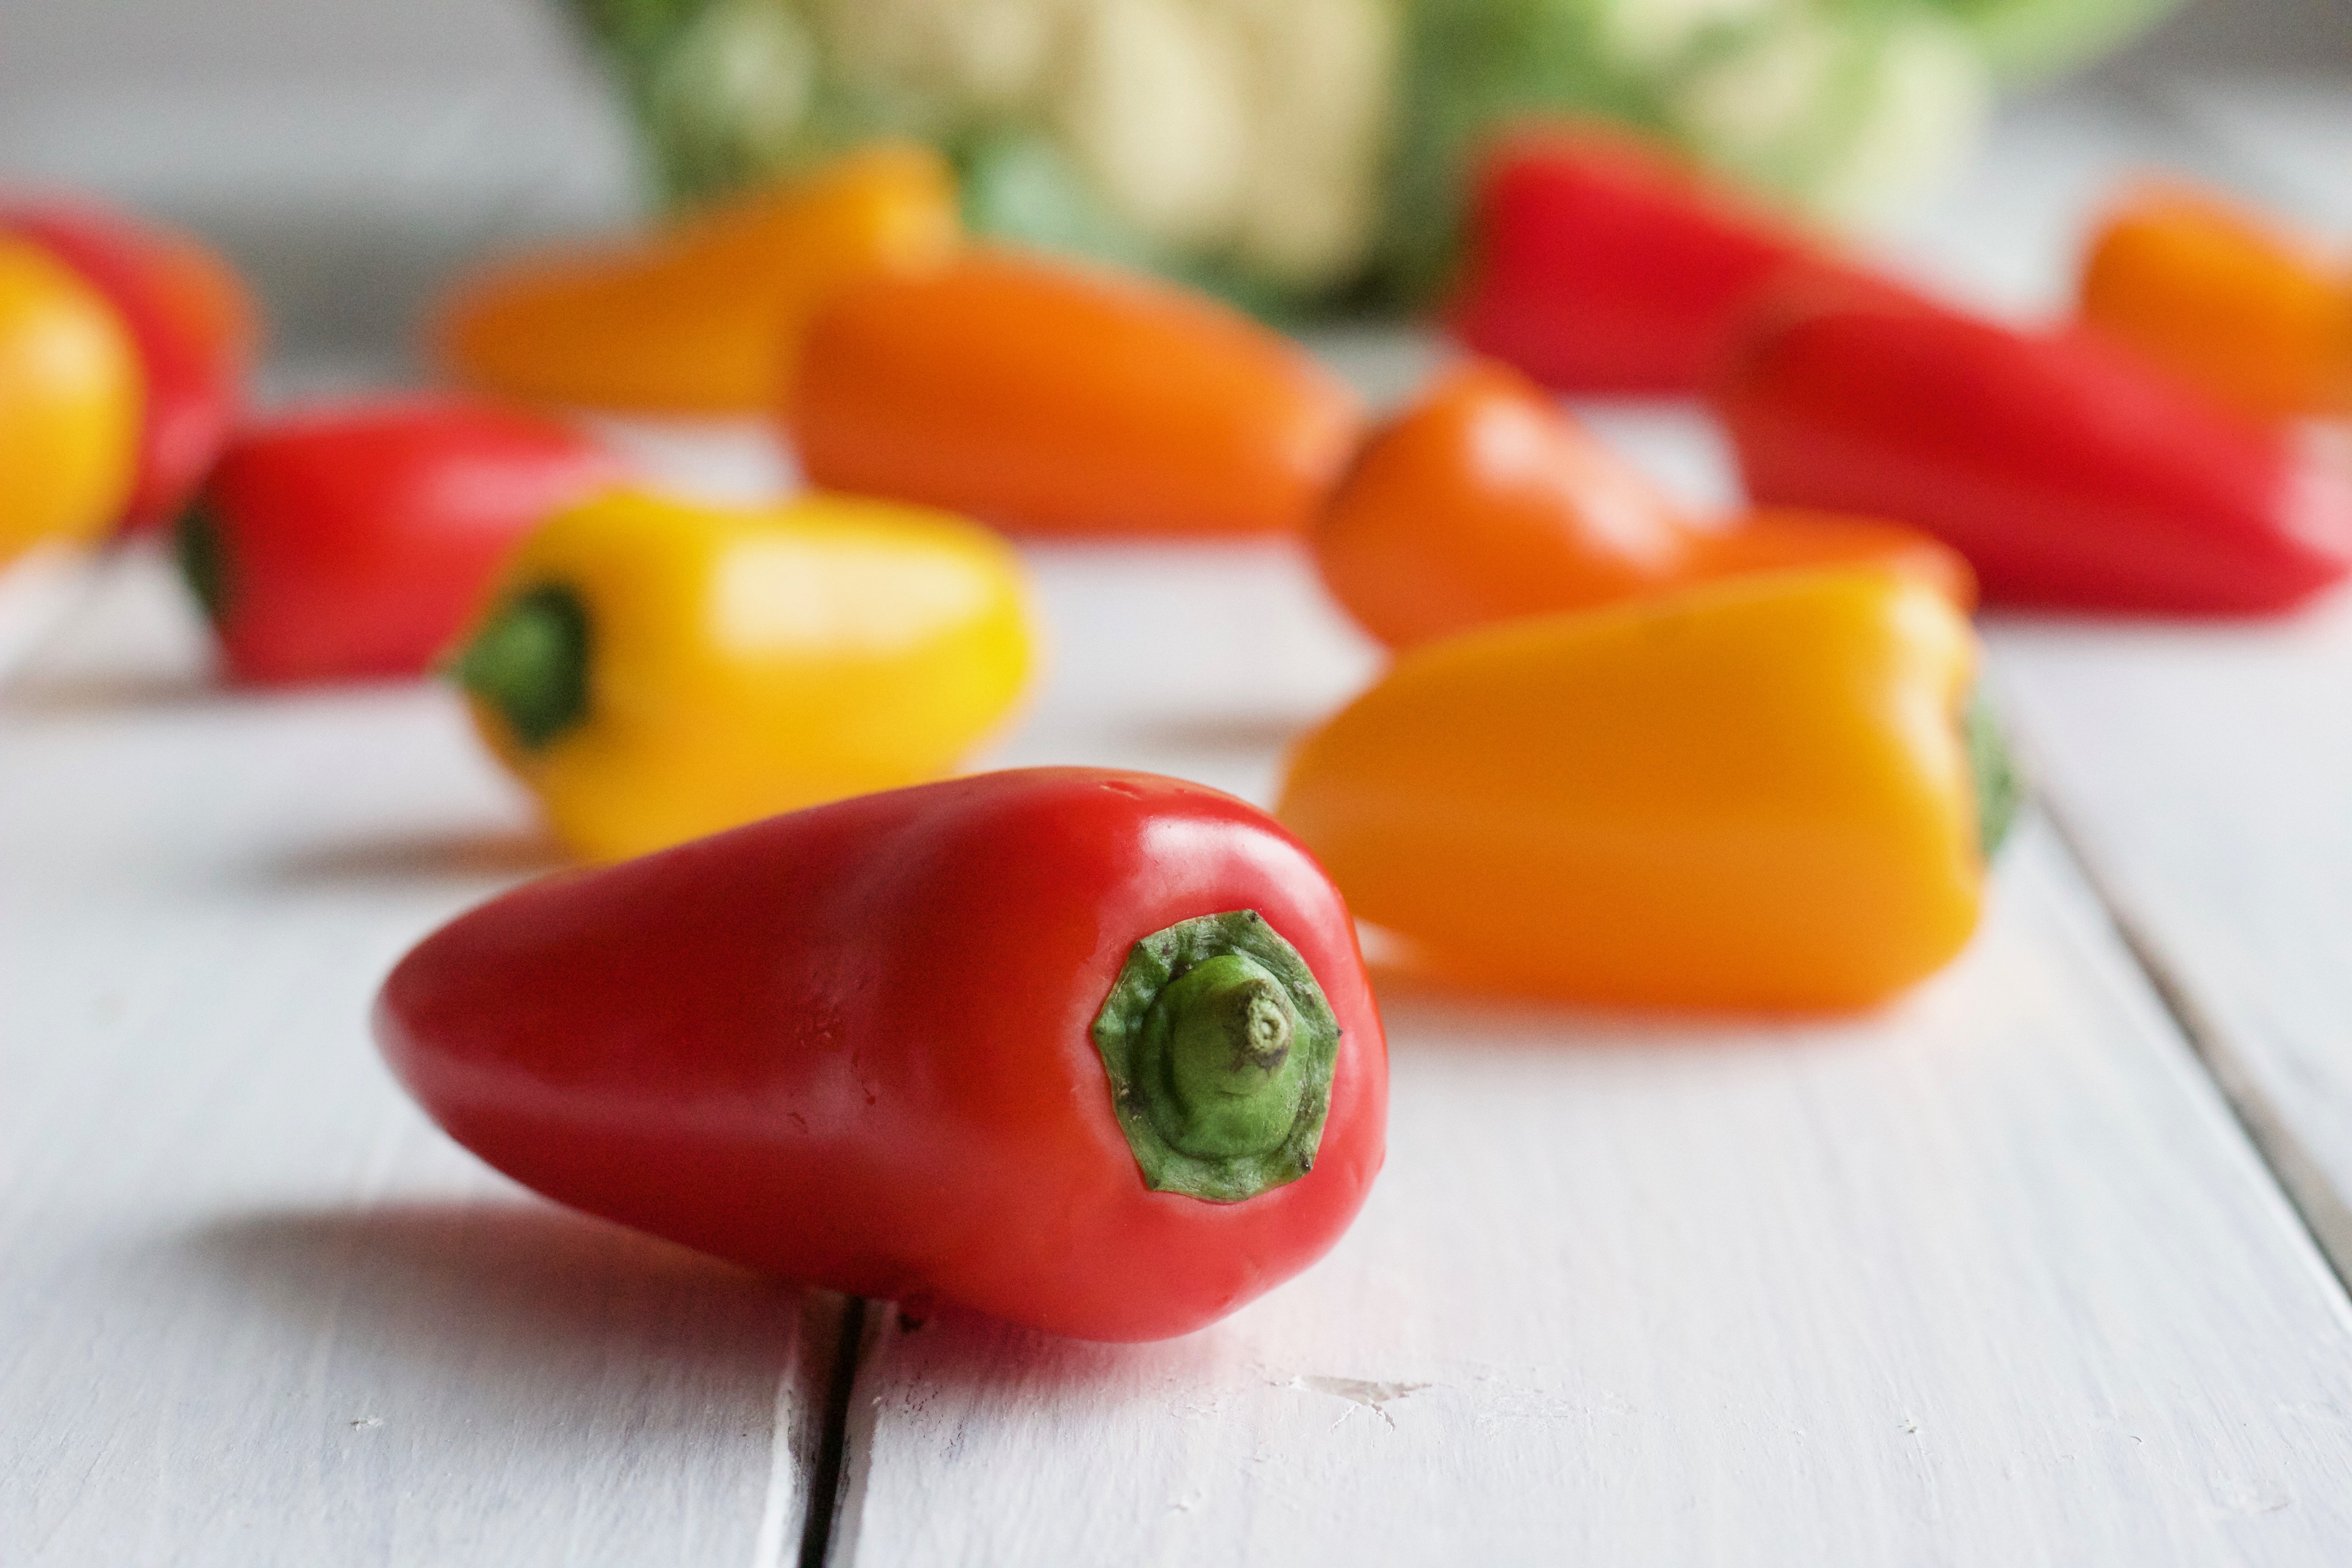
[0,544,105,689]
[0,549,841,1567]
[1972,76,2352,1269]
[831,808,2352,1564]
[1988,603,2352,1273]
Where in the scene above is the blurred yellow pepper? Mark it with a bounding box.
[432,142,959,416]
[0,236,142,564]
[1276,569,2011,1011]
[455,489,1038,862]
[2079,183,2352,422]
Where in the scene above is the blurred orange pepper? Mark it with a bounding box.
[2079,183,2352,421]
[0,235,142,565]
[1311,360,1972,649]
[1277,569,2007,1011]
[432,143,959,416]
[788,250,1362,537]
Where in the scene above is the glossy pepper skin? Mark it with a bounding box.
[1444,123,1878,394]
[181,399,622,685]
[374,767,1387,1342]
[1312,359,1974,648]
[455,489,1037,862]
[2079,183,2352,423]
[1,199,259,532]
[434,143,958,416]
[1715,296,2352,613]
[789,250,1362,537]
[0,236,141,565]
[1278,570,1999,1011]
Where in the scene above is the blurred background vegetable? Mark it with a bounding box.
[1441,121,1898,392]
[457,489,1039,860]
[1714,289,2352,612]
[557,0,2182,316]
[788,248,1361,536]
[181,398,623,684]
[0,200,257,533]
[433,141,957,415]
[2078,182,2352,422]
[0,237,142,565]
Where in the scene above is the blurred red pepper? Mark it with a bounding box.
[0,199,259,532]
[1713,294,2352,613]
[375,767,1388,1343]
[182,399,622,684]
[1443,122,1888,394]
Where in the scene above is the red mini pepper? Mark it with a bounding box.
[182,399,623,684]
[374,768,1389,1343]
[0,198,259,532]
[1444,122,1886,394]
[1713,294,2352,614]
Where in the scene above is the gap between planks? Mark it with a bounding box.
[798,1297,869,1568]
[2032,790,2352,1296]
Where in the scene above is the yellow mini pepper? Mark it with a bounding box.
[455,489,1038,861]
[0,235,141,564]
[432,142,959,416]
[1276,568,2013,1011]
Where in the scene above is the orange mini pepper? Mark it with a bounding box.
[788,250,1362,538]
[1276,569,2011,1011]
[1311,360,1973,649]
[432,143,959,416]
[2079,182,2352,422]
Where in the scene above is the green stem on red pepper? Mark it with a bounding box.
[176,500,226,625]
[1093,909,1340,1204]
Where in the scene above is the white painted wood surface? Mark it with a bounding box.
[1946,85,2352,1281]
[1990,598,2352,1274]
[0,544,102,686]
[0,555,838,1566]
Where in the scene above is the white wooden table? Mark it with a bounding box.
[8,73,2352,1567]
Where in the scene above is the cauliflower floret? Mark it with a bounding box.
[1803,15,1987,227]
[646,0,818,192]
[1667,9,1986,228]
[816,0,1071,114]
[1054,0,1256,250]
[1225,0,1398,287]
[1669,13,1846,176]
[1592,0,1777,69]
[1056,0,1396,286]
[617,0,1398,294]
